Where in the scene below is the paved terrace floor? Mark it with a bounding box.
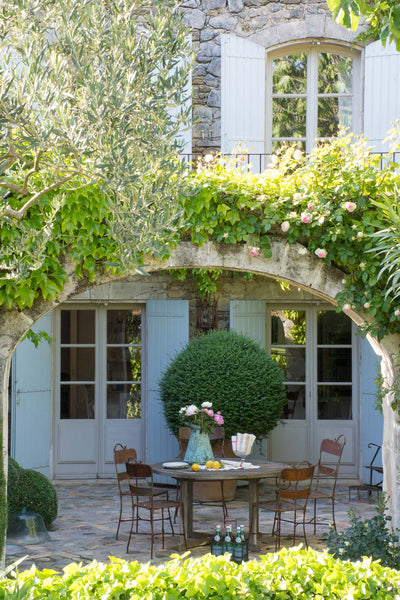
[6,480,379,573]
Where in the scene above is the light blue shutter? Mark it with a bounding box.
[172,35,192,155]
[364,41,400,151]
[221,34,266,163]
[12,314,52,475]
[360,338,383,480]
[146,300,189,467]
[230,300,266,347]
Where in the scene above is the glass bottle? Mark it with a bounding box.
[232,527,244,564]
[223,524,233,554]
[211,524,223,556]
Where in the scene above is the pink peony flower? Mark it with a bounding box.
[343,201,357,212]
[203,408,214,417]
[281,221,290,233]
[185,404,198,416]
[249,246,260,256]
[301,213,312,224]
[307,203,314,211]
[214,413,224,425]
[315,248,327,259]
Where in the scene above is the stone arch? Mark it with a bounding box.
[2,239,400,525]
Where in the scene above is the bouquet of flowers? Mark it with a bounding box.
[179,401,224,434]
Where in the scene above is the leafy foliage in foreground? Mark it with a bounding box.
[2,548,400,599]
[159,330,286,438]
[326,495,400,570]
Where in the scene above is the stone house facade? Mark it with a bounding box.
[9,1,400,492]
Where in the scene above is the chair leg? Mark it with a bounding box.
[331,497,336,532]
[150,509,155,559]
[161,508,165,549]
[313,498,317,535]
[167,508,175,536]
[275,512,281,551]
[220,481,228,519]
[293,509,297,545]
[302,509,308,548]
[181,503,187,550]
[116,496,123,540]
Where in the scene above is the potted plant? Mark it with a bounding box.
[159,330,286,500]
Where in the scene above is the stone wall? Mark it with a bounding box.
[180,0,358,153]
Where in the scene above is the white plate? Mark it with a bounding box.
[162,461,189,469]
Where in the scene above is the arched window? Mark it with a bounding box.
[266,43,361,153]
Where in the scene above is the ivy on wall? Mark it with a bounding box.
[1,131,399,346]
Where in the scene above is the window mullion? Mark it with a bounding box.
[306,48,318,153]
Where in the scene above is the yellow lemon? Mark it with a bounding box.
[191,463,200,471]
[213,461,221,470]
[205,460,214,469]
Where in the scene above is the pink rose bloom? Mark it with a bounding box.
[281,221,290,233]
[343,201,357,212]
[343,304,350,313]
[185,404,198,416]
[293,192,302,202]
[249,246,260,256]
[203,408,214,417]
[293,149,303,161]
[307,203,313,211]
[223,232,229,238]
[301,213,311,224]
[315,248,327,259]
[214,413,224,425]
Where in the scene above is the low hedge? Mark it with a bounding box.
[2,547,400,599]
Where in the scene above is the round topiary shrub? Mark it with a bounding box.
[159,330,286,438]
[7,460,58,529]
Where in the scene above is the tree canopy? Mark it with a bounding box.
[0,0,191,290]
[327,0,400,50]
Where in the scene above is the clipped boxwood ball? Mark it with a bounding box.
[159,330,286,438]
[8,463,58,529]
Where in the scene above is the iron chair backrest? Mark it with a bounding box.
[314,435,346,489]
[126,460,156,502]
[178,426,225,459]
[114,443,138,485]
[278,462,315,505]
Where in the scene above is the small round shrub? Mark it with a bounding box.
[159,330,286,438]
[7,461,58,529]
[7,457,21,512]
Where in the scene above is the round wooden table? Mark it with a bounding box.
[152,460,287,549]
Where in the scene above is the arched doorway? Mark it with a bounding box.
[2,239,399,521]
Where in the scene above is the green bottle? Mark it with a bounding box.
[211,524,223,556]
[232,528,244,564]
[223,525,233,554]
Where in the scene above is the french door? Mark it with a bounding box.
[54,305,145,478]
[267,306,358,477]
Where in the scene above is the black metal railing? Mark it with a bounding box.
[180,151,400,173]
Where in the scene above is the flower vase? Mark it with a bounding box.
[184,425,214,464]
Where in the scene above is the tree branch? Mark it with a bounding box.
[3,172,79,220]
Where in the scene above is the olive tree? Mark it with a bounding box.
[0,0,191,564]
[0,0,191,279]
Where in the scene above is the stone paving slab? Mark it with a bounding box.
[6,481,379,573]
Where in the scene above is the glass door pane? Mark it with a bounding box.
[271,310,306,419]
[60,309,95,419]
[106,309,142,419]
[317,310,352,420]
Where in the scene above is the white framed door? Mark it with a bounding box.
[54,305,145,478]
[267,306,358,477]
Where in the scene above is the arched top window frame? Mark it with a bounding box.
[266,40,362,154]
